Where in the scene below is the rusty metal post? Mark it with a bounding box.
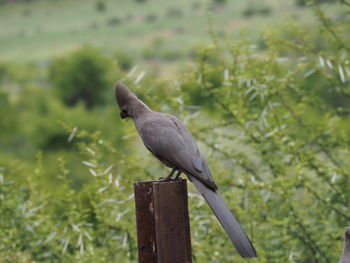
[134,179,192,263]
[134,181,157,262]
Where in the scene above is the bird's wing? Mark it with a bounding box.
[138,113,257,257]
[137,113,217,190]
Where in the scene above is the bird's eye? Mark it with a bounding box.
[120,109,128,119]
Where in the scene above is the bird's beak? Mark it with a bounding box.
[120,111,127,119]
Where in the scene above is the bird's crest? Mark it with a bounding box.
[115,83,137,109]
[345,227,350,239]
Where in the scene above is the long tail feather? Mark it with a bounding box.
[189,175,257,258]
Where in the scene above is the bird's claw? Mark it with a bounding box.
[158,177,171,182]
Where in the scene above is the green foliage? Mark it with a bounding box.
[49,46,115,109]
[295,0,336,7]
[242,5,272,17]
[0,131,141,262]
[212,0,226,5]
[106,16,122,27]
[144,13,158,23]
[177,5,349,262]
[95,0,106,12]
[165,7,183,19]
[113,51,134,72]
[0,92,16,136]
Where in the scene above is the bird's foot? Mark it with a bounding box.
[174,170,182,180]
[158,176,172,182]
[158,168,176,182]
[158,169,182,182]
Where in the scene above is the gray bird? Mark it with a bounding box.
[115,83,257,258]
[339,227,350,263]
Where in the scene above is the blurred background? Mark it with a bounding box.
[0,0,349,262]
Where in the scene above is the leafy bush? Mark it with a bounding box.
[0,92,18,142]
[95,1,106,12]
[212,0,226,5]
[106,17,122,27]
[242,5,272,17]
[166,7,183,19]
[295,0,335,7]
[141,38,164,60]
[0,130,140,262]
[114,51,134,71]
[159,49,184,62]
[177,5,349,262]
[144,13,157,23]
[49,46,114,109]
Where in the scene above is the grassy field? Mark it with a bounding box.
[0,0,343,72]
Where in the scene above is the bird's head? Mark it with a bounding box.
[115,82,151,120]
[115,82,135,119]
[345,227,350,241]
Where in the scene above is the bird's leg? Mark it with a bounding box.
[174,170,182,180]
[159,167,176,182]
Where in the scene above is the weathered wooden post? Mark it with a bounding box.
[134,179,192,263]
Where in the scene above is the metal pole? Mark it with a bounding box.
[134,179,192,263]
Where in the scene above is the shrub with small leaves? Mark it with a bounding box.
[49,46,114,109]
